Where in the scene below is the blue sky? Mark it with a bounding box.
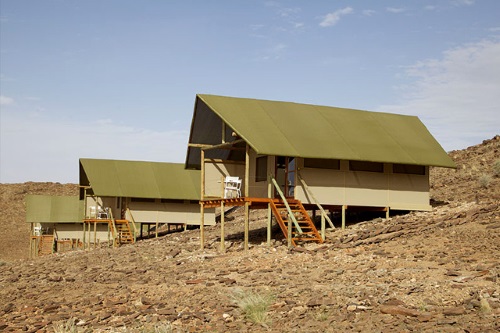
[1,0,499,183]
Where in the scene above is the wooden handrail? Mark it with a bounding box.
[108,209,118,247]
[126,208,138,243]
[270,177,303,234]
[297,172,335,229]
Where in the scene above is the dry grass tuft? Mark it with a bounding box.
[231,289,274,326]
[478,174,492,188]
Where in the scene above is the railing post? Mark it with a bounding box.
[126,208,138,243]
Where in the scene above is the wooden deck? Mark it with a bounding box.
[83,218,129,224]
[200,197,280,209]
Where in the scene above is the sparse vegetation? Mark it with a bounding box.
[314,305,330,321]
[52,318,79,333]
[231,289,274,326]
[479,297,492,314]
[479,174,492,188]
[493,160,500,177]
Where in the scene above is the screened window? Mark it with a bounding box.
[255,156,268,182]
[304,158,340,170]
[393,164,426,175]
[349,160,384,173]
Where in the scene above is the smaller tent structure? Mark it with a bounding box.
[79,158,215,246]
[26,195,84,257]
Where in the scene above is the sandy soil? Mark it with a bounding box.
[0,135,498,332]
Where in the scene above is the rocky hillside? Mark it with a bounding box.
[0,136,498,332]
[0,182,78,262]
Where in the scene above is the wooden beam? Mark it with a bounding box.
[202,139,246,151]
[204,159,245,165]
[188,143,212,149]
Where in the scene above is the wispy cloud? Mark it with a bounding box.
[254,43,287,62]
[362,9,376,17]
[380,38,500,151]
[0,95,14,106]
[451,0,475,6]
[386,7,406,14]
[319,7,353,27]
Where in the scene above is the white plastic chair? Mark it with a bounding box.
[98,207,109,219]
[224,176,242,198]
[33,226,42,236]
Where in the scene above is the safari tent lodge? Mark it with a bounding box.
[186,94,456,248]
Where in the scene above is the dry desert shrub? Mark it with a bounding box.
[493,160,500,177]
[52,318,80,333]
[478,174,492,188]
[231,288,274,326]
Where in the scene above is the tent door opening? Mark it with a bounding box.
[275,156,296,199]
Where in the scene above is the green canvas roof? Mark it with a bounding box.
[79,159,201,200]
[26,195,83,223]
[187,94,456,168]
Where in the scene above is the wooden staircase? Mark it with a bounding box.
[38,235,55,255]
[270,199,323,247]
[110,219,135,245]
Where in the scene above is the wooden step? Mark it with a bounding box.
[270,199,323,247]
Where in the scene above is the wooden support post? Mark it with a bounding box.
[200,204,205,250]
[28,224,33,259]
[267,172,272,247]
[220,201,225,252]
[342,205,346,230]
[244,202,249,251]
[87,222,91,249]
[244,144,250,251]
[93,222,97,249]
[200,149,205,250]
[287,210,292,249]
[155,211,159,238]
[35,237,40,257]
[321,214,325,241]
[82,223,86,250]
[386,207,390,219]
[107,221,111,247]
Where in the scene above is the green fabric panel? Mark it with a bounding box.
[80,159,123,197]
[152,163,200,200]
[196,94,456,168]
[79,159,201,200]
[114,160,161,198]
[26,195,83,223]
